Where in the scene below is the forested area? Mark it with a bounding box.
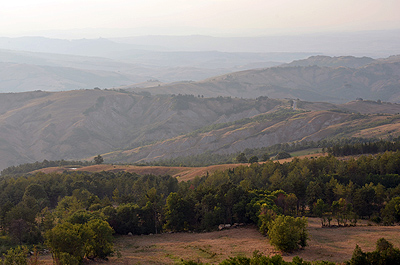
[0,160,92,176]
[1,151,400,263]
[141,137,400,167]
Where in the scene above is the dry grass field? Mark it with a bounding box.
[33,152,328,182]
[37,218,400,265]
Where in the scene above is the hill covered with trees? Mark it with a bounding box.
[1,145,400,263]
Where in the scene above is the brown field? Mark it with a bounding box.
[33,153,328,182]
[37,218,400,265]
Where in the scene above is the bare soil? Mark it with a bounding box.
[38,218,400,265]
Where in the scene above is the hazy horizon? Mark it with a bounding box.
[1,0,399,39]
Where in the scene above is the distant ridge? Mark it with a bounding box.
[128,55,400,103]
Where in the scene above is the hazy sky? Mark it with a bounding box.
[1,0,399,38]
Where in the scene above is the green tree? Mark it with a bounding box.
[143,187,163,234]
[0,246,28,265]
[235,153,248,163]
[261,153,270,162]
[381,196,400,225]
[248,156,259,164]
[45,222,85,264]
[306,181,324,213]
[45,219,114,264]
[275,151,291,160]
[83,219,114,260]
[164,192,194,231]
[313,199,328,226]
[94,155,104,165]
[267,215,308,252]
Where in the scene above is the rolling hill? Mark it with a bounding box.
[1,89,400,171]
[129,55,400,103]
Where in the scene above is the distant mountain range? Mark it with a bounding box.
[0,44,309,92]
[1,43,399,103]
[0,89,399,171]
[129,55,400,103]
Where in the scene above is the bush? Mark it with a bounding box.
[346,238,400,265]
[0,246,28,265]
[267,215,308,252]
[275,152,291,160]
[248,156,259,164]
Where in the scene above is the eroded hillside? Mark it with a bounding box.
[0,90,282,170]
[103,109,400,164]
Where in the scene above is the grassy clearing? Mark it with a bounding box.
[37,218,400,264]
[290,148,323,157]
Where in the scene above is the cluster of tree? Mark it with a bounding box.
[171,94,198,110]
[45,218,113,264]
[1,150,400,262]
[143,137,382,167]
[346,238,400,265]
[327,137,400,157]
[0,159,92,176]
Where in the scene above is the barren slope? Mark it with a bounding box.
[0,90,282,170]
[135,58,400,103]
[103,109,400,164]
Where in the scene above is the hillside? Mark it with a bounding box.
[1,89,400,171]
[103,109,400,164]
[0,90,282,170]
[131,56,400,103]
[283,55,376,68]
[0,61,146,92]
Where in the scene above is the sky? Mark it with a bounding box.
[1,0,399,38]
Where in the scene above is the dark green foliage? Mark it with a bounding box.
[1,159,91,176]
[164,192,195,231]
[236,153,248,163]
[248,156,259,164]
[1,144,400,261]
[381,196,400,225]
[327,137,400,157]
[83,219,114,259]
[0,246,29,265]
[261,153,270,161]
[275,151,291,160]
[346,238,400,265]
[267,216,308,252]
[94,155,104,165]
[145,137,394,167]
[45,218,114,263]
[181,251,328,265]
[45,222,86,264]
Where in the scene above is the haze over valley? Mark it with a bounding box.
[2,1,400,264]
[0,29,399,170]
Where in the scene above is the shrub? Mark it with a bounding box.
[275,152,291,160]
[267,215,308,252]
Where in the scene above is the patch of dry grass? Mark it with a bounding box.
[37,218,400,264]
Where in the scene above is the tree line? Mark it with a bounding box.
[0,159,92,176]
[140,137,395,167]
[1,151,400,263]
